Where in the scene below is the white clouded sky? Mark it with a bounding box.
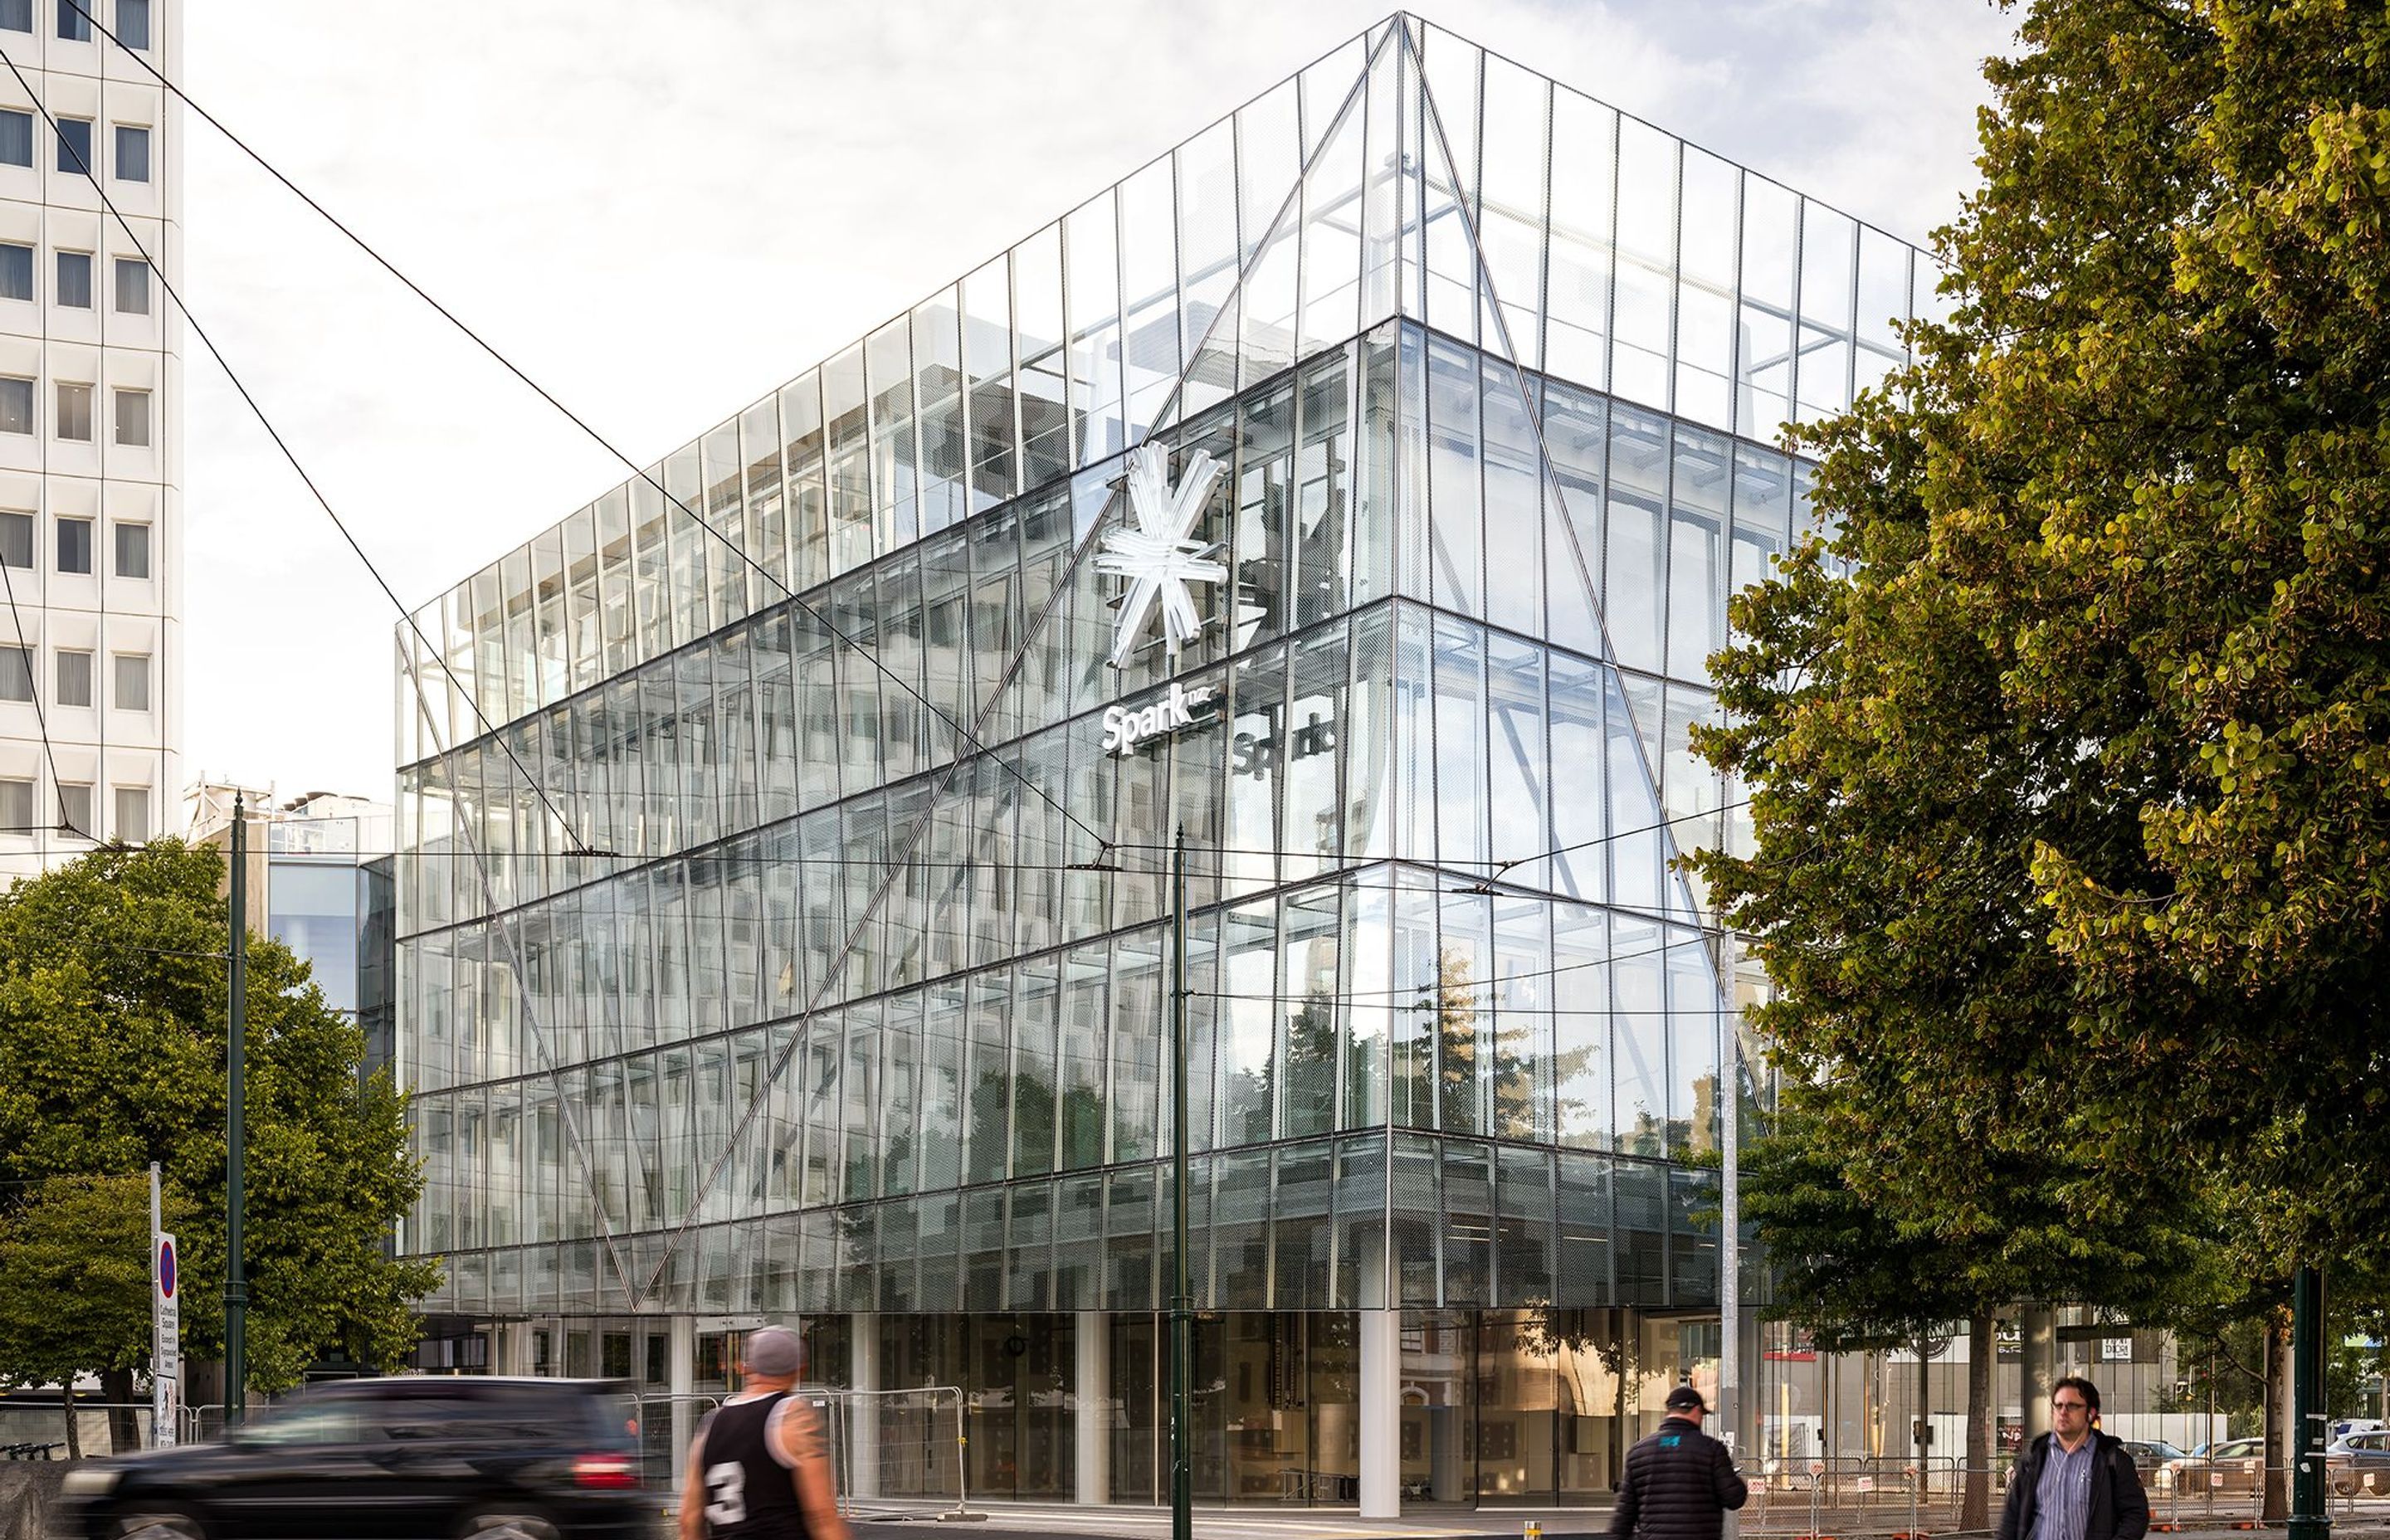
[178,0,2015,807]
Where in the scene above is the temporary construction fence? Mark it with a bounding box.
[0,1401,163,1460]
[816,1384,974,1522]
[1741,1457,2390,1538]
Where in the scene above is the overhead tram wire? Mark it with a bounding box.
[0,50,610,860]
[60,0,1110,860]
[298,800,1758,889]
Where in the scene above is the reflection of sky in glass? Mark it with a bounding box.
[268,860,359,1015]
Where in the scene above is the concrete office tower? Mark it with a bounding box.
[394,15,1929,1514]
[0,0,179,877]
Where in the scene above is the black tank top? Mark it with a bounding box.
[696,1391,809,1539]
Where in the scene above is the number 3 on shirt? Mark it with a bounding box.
[705,1460,747,1525]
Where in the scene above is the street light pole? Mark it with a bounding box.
[224,793,249,1426]
[2290,1265,2329,1540]
[1169,826,1192,1540]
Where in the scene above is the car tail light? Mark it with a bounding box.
[572,1453,640,1489]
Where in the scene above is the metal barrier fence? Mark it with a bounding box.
[1740,1456,2390,1538]
[818,1384,973,1522]
[0,1400,159,1460]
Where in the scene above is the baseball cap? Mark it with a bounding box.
[1666,1385,1710,1415]
[743,1325,805,1378]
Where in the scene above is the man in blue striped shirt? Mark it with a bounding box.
[1997,1377,2149,1540]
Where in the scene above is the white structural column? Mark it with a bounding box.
[2021,1307,2056,1443]
[669,1317,697,1479]
[1359,1246,1402,1518]
[850,1313,880,1499]
[1076,1311,1111,1505]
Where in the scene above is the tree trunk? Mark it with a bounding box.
[100,1365,138,1452]
[2264,1309,2290,1522]
[61,1386,81,1460]
[1963,1310,1996,1532]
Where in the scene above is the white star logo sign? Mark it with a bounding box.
[1095,442,1227,670]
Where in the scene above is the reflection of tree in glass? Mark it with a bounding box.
[1284,974,1336,1135]
[1432,947,1481,1135]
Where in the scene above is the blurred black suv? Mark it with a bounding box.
[52,1376,651,1539]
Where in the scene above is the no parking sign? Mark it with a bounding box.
[153,1232,178,1447]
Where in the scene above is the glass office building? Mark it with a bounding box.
[393,13,1924,1512]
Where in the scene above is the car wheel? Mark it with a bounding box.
[2336,1476,2358,1497]
[456,1510,559,1540]
[112,1508,205,1540]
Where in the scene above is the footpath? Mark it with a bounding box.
[850,1510,2390,1540]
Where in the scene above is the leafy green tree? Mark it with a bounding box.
[0,1174,154,1455]
[1696,0,2390,1518]
[0,841,437,1398]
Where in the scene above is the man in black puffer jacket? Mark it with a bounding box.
[1611,1385,1749,1540]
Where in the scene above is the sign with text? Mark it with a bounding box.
[153,1232,178,1447]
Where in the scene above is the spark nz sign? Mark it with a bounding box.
[1095,442,1227,668]
[1092,441,1230,758]
[1101,680,1219,758]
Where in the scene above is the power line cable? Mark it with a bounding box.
[345,798,1749,873]
[61,0,1110,859]
[0,44,606,858]
[0,553,71,836]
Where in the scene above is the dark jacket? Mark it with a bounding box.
[1609,1414,1749,1540]
[1996,1430,2149,1540]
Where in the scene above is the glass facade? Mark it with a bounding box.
[392,14,1920,1510]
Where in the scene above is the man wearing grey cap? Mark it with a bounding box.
[677,1325,849,1540]
[1609,1384,1748,1540]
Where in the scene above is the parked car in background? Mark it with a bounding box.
[2327,1428,2390,1495]
[2124,1440,2189,1468]
[2163,1436,2267,1497]
[50,1376,648,1539]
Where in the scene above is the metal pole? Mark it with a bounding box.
[1169,826,1193,1540]
[2290,1265,2329,1540]
[149,1162,162,1449]
[225,794,249,1425]
[1722,1001,1741,1531]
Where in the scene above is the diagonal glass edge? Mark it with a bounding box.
[1401,20,1721,942]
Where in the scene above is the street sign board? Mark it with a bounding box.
[154,1232,178,1447]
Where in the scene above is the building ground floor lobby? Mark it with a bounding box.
[455,1308,1726,1512]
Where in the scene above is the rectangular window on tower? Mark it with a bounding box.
[114,387,148,446]
[0,1,28,33]
[56,0,88,39]
[0,645,31,701]
[0,243,31,301]
[113,785,148,841]
[56,251,90,308]
[57,782,90,837]
[54,648,90,707]
[115,0,146,49]
[56,118,92,174]
[56,516,90,573]
[114,258,148,315]
[114,125,148,183]
[0,778,29,830]
[112,651,149,711]
[0,513,28,566]
[0,110,29,167]
[56,383,91,442]
[114,521,149,578]
[0,378,33,433]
